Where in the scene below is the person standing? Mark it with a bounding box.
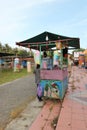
[34,64,40,86]
[34,64,43,101]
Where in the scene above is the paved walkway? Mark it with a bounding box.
[29,66,87,130]
[56,66,87,130]
[5,98,44,130]
[0,74,36,130]
[29,99,61,130]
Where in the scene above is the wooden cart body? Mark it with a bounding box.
[16,31,80,100]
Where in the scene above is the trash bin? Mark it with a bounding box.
[27,61,31,72]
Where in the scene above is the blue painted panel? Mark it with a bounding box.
[39,78,68,99]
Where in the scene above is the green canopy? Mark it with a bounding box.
[16,31,80,50]
[0,52,14,57]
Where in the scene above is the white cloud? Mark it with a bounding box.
[0,0,62,33]
[0,0,86,49]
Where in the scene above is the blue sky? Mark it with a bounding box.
[0,0,87,49]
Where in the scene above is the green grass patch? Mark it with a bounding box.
[0,68,32,85]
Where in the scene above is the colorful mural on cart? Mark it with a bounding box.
[40,78,68,99]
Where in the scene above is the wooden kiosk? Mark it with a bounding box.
[16,31,80,100]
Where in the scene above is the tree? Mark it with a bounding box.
[0,42,3,52]
[4,44,13,53]
[0,42,34,57]
[13,47,19,55]
[18,49,29,57]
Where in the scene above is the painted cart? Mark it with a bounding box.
[16,31,80,100]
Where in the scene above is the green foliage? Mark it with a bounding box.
[0,42,32,57]
[45,84,49,91]
[13,47,19,55]
[0,43,13,53]
[47,51,53,57]
[18,50,29,57]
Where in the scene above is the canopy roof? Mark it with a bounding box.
[16,31,80,51]
[0,52,14,57]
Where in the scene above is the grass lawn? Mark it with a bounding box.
[0,68,32,85]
